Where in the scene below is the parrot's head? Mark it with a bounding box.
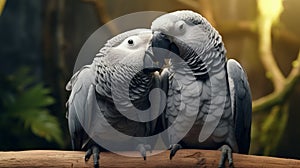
[149,10,225,65]
[96,29,161,73]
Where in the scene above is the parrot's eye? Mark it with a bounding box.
[175,20,186,34]
[179,23,184,30]
[127,39,134,46]
[121,36,141,49]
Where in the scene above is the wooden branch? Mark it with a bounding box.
[288,50,300,80]
[252,49,300,113]
[252,0,300,112]
[1,150,300,168]
[252,71,300,113]
[257,18,285,91]
[253,92,283,113]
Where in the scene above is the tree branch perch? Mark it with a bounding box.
[0,150,300,168]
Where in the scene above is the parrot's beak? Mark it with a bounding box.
[143,45,161,73]
[143,31,181,73]
[151,31,180,61]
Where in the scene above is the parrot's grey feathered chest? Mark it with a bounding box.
[92,58,154,136]
[166,48,234,149]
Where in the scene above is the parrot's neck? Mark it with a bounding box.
[94,60,153,103]
[170,46,226,81]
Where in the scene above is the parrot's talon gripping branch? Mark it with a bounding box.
[218,145,234,168]
[168,144,182,160]
[92,146,100,168]
[84,146,100,168]
[84,149,92,161]
[136,144,152,160]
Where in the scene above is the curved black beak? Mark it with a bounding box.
[152,32,172,58]
[143,31,180,73]
[152,31,180,60]
[143,45,161,73]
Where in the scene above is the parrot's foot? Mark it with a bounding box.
[85,145,100,168]
[218,144,234,168]
[136,144,152,160]
[168,144,182,160]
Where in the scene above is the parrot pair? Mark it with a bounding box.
[66,10,252,168]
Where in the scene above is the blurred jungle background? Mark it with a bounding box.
[0,0,300,159]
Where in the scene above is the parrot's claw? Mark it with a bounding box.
[168,144,182,160]
[85,145,100,168]
[85,148,92,161]
[137,144,152,160]
[218,144,234,168]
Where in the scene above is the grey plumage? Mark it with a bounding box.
[150,10,252,166]
[66,29,161,167]
[227,59,252,154]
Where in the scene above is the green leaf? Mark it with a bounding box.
[1,67,64,148]
[29,110,64,146]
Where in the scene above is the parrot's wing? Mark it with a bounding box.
[226,59,252,154]
[66,65,96,150]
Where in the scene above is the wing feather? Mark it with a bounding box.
[226,59,252,154]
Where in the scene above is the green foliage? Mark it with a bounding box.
[251,104,289,156]
[261,104,289,155]
[0,67,64,149]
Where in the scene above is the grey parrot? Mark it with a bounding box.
[149,10,252,167]
[65,29,162,168]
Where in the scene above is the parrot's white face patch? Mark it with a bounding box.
[118,34,152,51]
[106,33,152,66]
